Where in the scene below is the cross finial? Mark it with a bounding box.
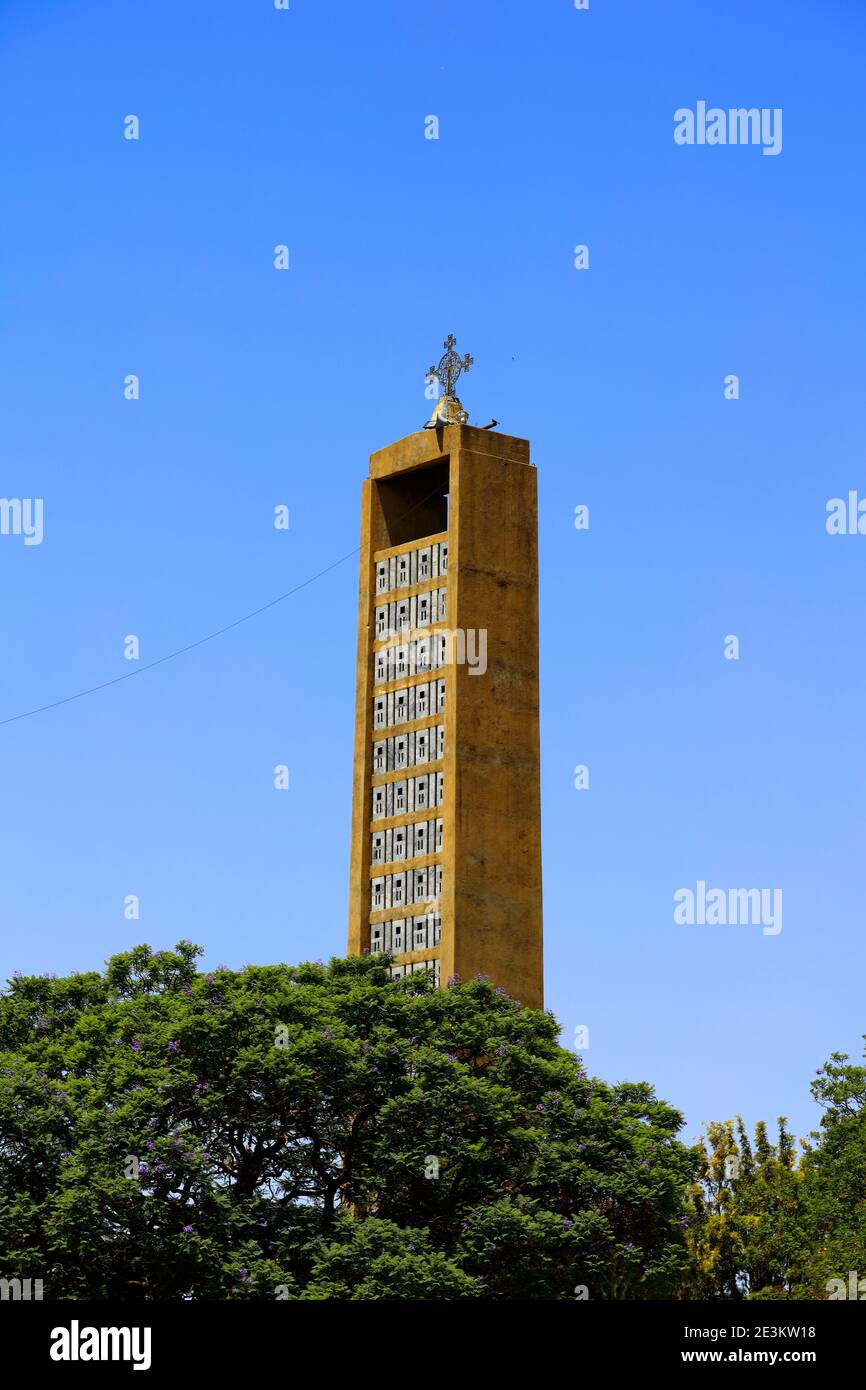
[424,334,474,427]
[427,333,473,398]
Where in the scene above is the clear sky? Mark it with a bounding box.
[1,0,864,1147]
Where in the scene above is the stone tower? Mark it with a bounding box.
[347,349,543,1007]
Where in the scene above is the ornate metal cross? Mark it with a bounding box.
[427,333,473,397]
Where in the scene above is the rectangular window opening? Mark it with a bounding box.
[374,459,449,548]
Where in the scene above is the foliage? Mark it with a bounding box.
[680,1042,866,1299]
[0,942,697,1300]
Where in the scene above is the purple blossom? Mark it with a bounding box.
[130,1040,142,1053]
[183,1224,193,1234]
[167,1041,179,1053]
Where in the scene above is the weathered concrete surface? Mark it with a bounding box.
[348,425,543,1010]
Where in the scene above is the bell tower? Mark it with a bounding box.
[347,340,543,1008]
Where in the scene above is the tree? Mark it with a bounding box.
[681,1117,805,1299]
[680,1040,866,1300]
[794,1044,866,1299]
[0,942,698,1300]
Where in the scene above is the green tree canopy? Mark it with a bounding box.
[797,1046,866,1298]
[0,942,698,1300]
[680,1040,866,1300]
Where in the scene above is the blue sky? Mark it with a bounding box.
[1,0,864,1147]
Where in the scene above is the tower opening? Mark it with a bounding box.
[373,457,449,548]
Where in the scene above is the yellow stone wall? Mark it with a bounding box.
[348,424,543,1009]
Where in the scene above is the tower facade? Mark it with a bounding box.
[347,419,543,1009]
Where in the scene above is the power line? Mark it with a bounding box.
[0,478,447,728]
[0,548,358,728]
